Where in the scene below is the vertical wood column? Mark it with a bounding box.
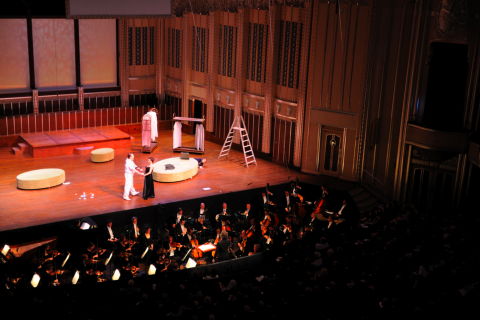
[392,0,428,200]
[78,86,84,111]
[118,19,129,107]
[234,9,246,144]
[293,2,313,167]
[181,15,191,118]
[32,89,39,114]
[206,12,217,132]
[156,18,165,104]
[262,4,279,154]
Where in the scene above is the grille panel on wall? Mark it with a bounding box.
[128,93,157,107]
[39,97,80,113]
[214,104,234,141]
[0,101,34,117]
[192,27,208,73]
[161,94,182,120]
[218,25,237,78]
[271,117,296,165]
[246,23,268,83]
[84,95,121,109]
[276,20,303,88]
[129,26,155,66]
[242,110,263,153]
[167,28,181,68]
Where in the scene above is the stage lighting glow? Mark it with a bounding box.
[185,258,197,269]
[148,264,156,275]
[104,252,113,265]
[61,253,70,267]
[1,244,10,256]
[198,243,216,252]
[31,273,40,288]
[112,269,121,281]
[72,270,80,285]
[79,222,91,230]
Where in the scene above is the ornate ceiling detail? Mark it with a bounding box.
[171,0,306,16]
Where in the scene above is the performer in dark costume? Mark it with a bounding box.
[143,157,155,199]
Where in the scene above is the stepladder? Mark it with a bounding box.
[218,115,257,167]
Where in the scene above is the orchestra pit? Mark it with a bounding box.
[0,0,479,318]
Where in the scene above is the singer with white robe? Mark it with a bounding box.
[142,108,158,151]
[123,153,143,200]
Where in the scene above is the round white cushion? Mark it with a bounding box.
[153,157,199,182]
[90,148,115,163]
[17,168,65,190]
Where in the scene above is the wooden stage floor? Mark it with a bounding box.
[0,129,343,232]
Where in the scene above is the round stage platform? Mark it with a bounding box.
[152,157,198,182]
[16,168,65,190]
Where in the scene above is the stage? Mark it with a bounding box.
[18,127,131,157]
[0,128,344,233]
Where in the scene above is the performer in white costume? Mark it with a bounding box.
[146,108,158,142]
[123,153,143,200]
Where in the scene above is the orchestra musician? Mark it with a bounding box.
[128,216,141,241]
[195,202,209,220]
[213,232,232,262]
[215,202,230,227]
[175,218,190,247]
[193,214,211,243]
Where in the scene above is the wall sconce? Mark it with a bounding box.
[216,93,221,101]
[276,104,281,113]
[255,101,260,109]
[226,95,230,104]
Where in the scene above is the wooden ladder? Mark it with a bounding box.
[218,115,257,167]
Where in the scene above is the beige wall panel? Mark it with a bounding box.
[79,19,117,88]
[33,19,76,90]
[0,19,30,92]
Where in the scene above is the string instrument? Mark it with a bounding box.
[312,198,325,215]
[190,238,203,259]
[245,224,256,238]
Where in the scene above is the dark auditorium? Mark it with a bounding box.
[0,0,479,318]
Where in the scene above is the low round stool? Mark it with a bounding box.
[17,168,65,190]
[90,148,115,163]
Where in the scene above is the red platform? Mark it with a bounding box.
[20,127,131,158]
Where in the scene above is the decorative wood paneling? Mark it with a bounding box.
[218,24,237,78]
[167,27,182,68]
[242,110,263,153]
[0,106,149,136]
[271,116,295,166]
[213,104,234,142]
[192,26,208,73]
[163,94,182,120]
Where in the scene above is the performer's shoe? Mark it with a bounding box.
[123,197,131,201]
[131,191,140,196]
